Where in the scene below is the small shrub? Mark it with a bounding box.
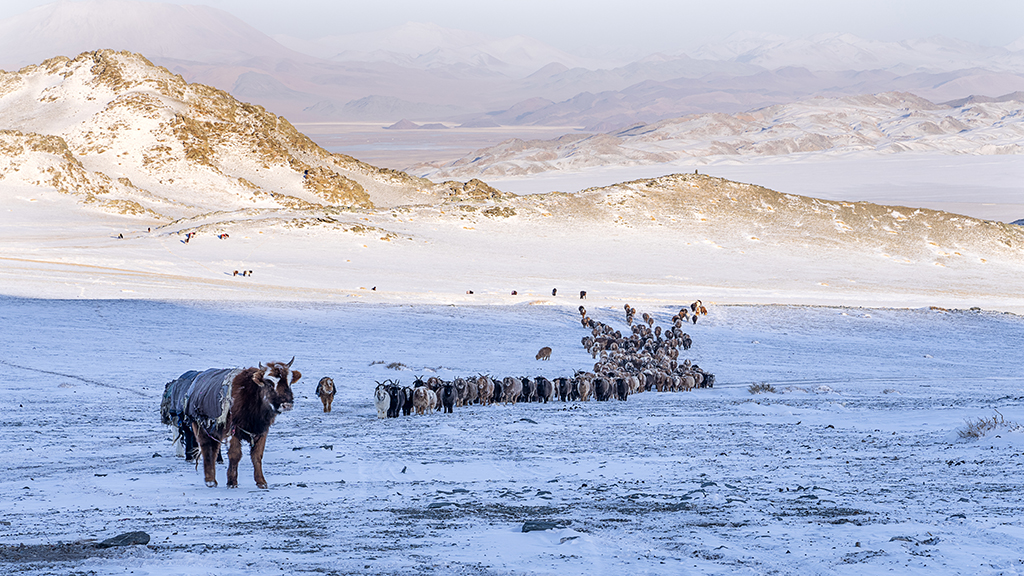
[957,410,1020,440]
[748,382,776,394]
[386,362,408,371]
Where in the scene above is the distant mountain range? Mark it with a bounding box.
[414,91,1024,179]
[1,1,1023,130]
[273,22,610,76]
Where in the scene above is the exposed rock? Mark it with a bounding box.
[522,520,568,532]
[93,531,150,549]
[441,178,508,201]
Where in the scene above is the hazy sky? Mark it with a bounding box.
[3,0,1022,55]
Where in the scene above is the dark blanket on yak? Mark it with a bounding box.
[160,368,241,435]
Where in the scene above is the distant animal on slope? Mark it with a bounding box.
[162,358,299,488]
[315,377,336,413]
[536,346,552,361]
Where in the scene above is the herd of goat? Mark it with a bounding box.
[366,302,715,418]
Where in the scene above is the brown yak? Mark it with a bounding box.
[190,358,299,488]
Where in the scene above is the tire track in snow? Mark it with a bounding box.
[0,359,147,396]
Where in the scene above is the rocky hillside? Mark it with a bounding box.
[0,50,459,220]
[415,92,1024,179]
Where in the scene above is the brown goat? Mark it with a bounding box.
[315,377,336,413]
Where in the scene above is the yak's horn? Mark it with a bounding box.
[286,356,295,368]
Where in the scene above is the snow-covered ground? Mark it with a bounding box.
[2,298,1023,575]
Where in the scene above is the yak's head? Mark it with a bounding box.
[258,357,299,413]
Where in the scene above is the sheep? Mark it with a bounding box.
[401,386,415,416]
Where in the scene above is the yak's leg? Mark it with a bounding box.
[226,435,243,488]
[250,433,269,489]
[326,397,333,412]
[193,423,219,487]
[181,423,198,462]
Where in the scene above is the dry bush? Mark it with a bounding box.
[958,410,1020,440]
[386,362,408,370]
[748,382,776,394]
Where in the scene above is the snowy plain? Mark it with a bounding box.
[2,297,1024,575]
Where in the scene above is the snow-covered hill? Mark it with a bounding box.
[416,92,1024,179]
[0,50,458,220]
